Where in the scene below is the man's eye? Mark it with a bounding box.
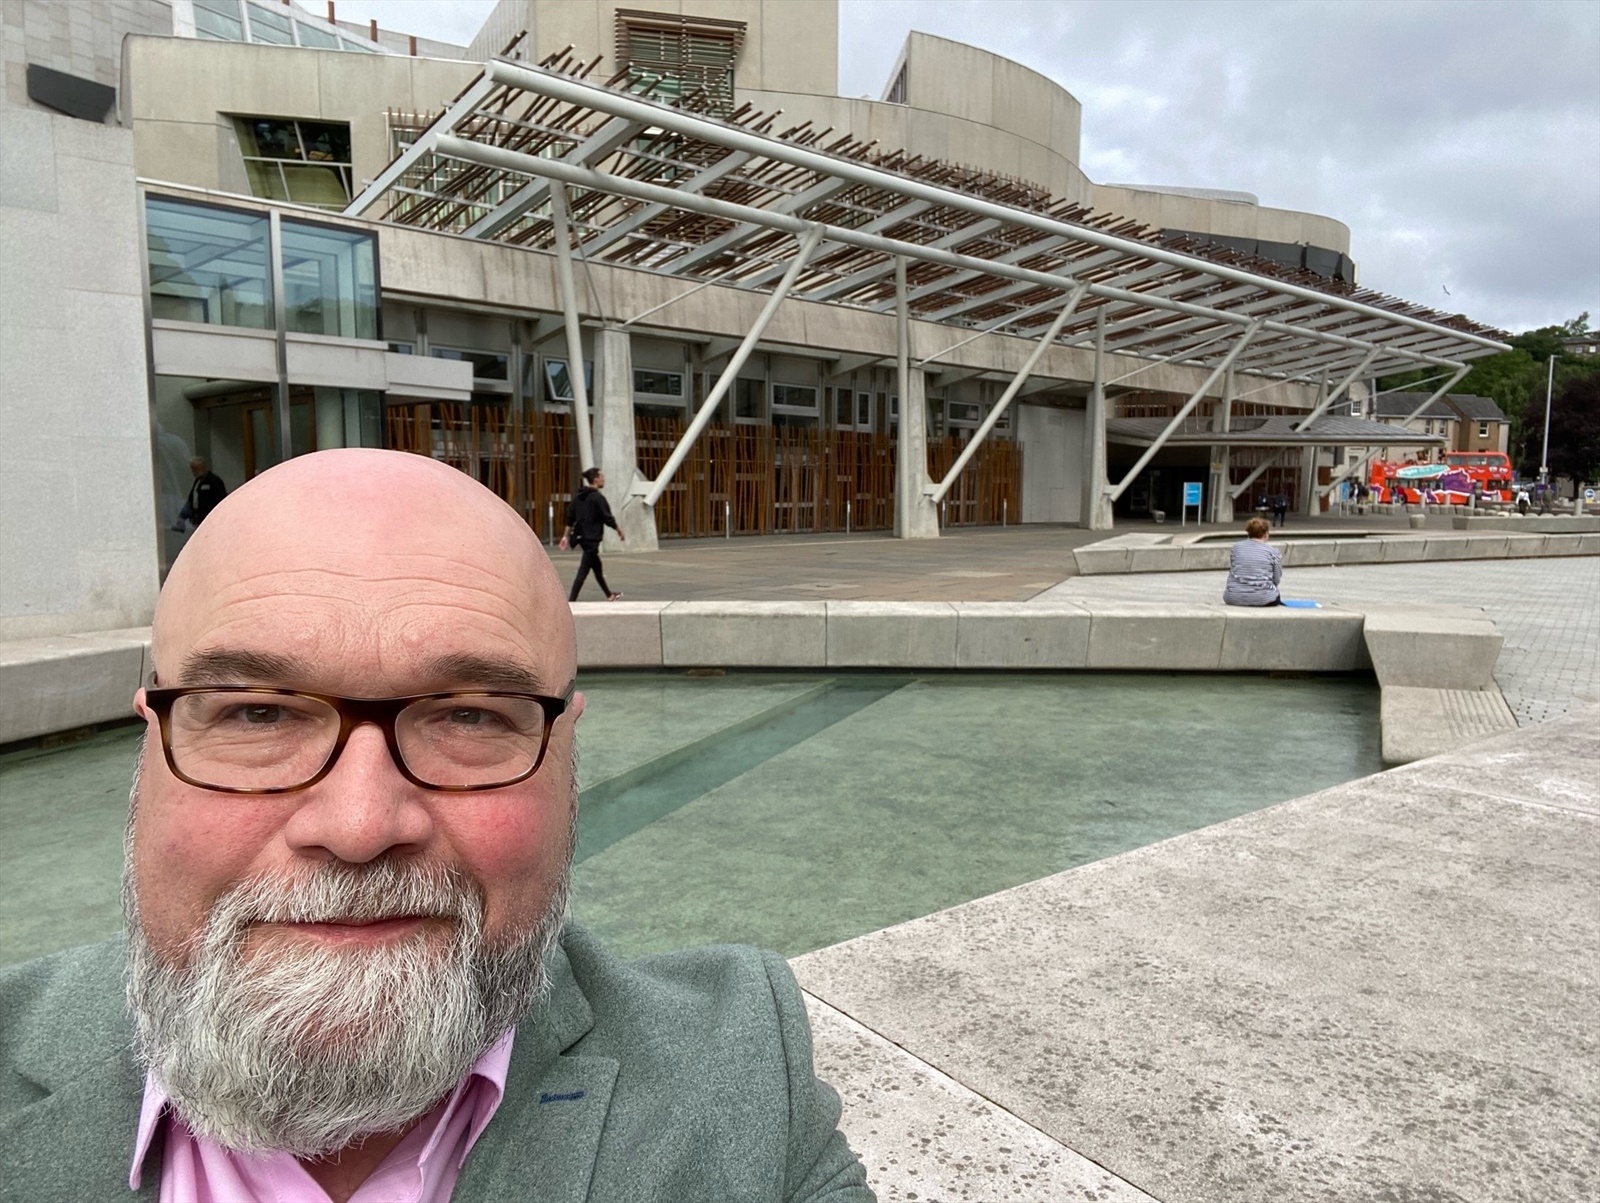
[241,705,283,724]
[448,708,487,725]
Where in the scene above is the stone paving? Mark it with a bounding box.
[1039,556,1599,725]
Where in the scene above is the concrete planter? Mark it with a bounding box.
[1408,514,1426,529]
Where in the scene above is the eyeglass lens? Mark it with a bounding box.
[167,691,550,790]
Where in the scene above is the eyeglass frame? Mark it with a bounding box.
[143,685,575,795]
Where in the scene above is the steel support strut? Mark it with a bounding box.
[641,223,826,507]
[929,283,1089,504]
[1106,320,1264,503]
[549,182,597,475]
[428,136,1478,375]
[1294,348,1379,430]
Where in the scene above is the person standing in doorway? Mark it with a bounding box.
[183,457,227,528]
[560,467,625,601]
[1270,491,1288,527]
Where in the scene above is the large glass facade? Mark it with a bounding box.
[191,0,384,53]
[146,197,271,328]
[280,219,379,340]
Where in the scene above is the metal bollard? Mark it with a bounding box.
[547,501,555,547]
[725,499,731,539]
[845,499,851,534]
[1002,497,1007,527]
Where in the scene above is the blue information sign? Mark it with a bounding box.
[1183,481,1203,507]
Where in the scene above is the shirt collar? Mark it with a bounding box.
[128,1028,517,1189]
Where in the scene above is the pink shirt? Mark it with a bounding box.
[129,1031,515,1203]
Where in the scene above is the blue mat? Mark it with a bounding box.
[1281,598,1321,609]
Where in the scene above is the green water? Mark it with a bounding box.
[0,673,1382,967]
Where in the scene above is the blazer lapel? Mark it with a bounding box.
[0,1050,157,1202]
[452,938,620,1203]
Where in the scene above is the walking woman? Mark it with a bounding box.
[1223,516,1283,606]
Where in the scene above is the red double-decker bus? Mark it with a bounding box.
[1370,452,1514,504]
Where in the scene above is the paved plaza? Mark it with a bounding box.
[1041,555,1600,724]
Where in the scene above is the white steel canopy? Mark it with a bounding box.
[347,57,1508,384]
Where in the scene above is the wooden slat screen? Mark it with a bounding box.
[384,406,1021,538]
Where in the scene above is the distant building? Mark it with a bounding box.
[1560,333,1600,357]
[1370,393,1509,462]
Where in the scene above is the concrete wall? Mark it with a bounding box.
[1,9,163,639]
[1016,403,1084,523]
[124,36,478,197]
[1090,183,1351,254]
[2,0,173,105]
[374,220,1321,411]
[469,0,838,97]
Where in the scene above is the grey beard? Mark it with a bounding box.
[122,742,578,1158]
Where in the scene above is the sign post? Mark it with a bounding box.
[1182,481,1203,527]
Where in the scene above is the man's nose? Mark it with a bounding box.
[281,723,434,864]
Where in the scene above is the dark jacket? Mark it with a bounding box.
[187,472,227,525]
[0,923,872,1203]
[565,486,618,546]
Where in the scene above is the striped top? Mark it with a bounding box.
[1223,537,1282,605]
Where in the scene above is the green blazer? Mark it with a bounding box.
[0,924,873,1203]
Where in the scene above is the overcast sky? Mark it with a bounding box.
[322,0,1598,337]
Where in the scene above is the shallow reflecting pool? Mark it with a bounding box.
[0,672,1382,967]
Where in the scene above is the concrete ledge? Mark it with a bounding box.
[1087,604,1226,669]
[806,995,1156,1202]
[0,628,150,744]
[659,601,827,668]
[1073,530,1594,574]
[1380,685,1518,765]
[826,601,957,668]
[1281,541,1339,567]
[1378,538,1427,563]
[1072,546,1133,575]
[1452,514,1600,532]
[1220,608,1367,672]
[1333,539,1386,565]
[1179,545,1230,571]
[1362,608,1503,690]
[1425,534,1508,560]
[572,601,666,668]
[953,602,1091,668]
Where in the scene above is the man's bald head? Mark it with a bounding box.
[153,449,573,693]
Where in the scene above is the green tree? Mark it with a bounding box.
[1377,313,1600,472]
[1521,370,1600,491]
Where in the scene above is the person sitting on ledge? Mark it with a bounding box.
[1223,515,1284,607]
[0,448,870,1203]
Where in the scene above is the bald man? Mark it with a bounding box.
[0,450,871,1203]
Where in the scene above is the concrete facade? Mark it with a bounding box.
[1,9,162,640]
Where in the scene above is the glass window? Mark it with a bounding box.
[245,4,294,44]
[294,22,340,49]
[146,196,271,329]
[235,118,353,210]
[833,388,852,425]
[634,368,684,397]
[772,383,818,410]
[279,219,378,340]
[948,401,981,424]
[735,378,764,420]
[1478,422,1490,438]
[543,358,592,403]
[432,346,509,381]
[857,393,871,427]
[194,0,244,41]
[387,341,414,355]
